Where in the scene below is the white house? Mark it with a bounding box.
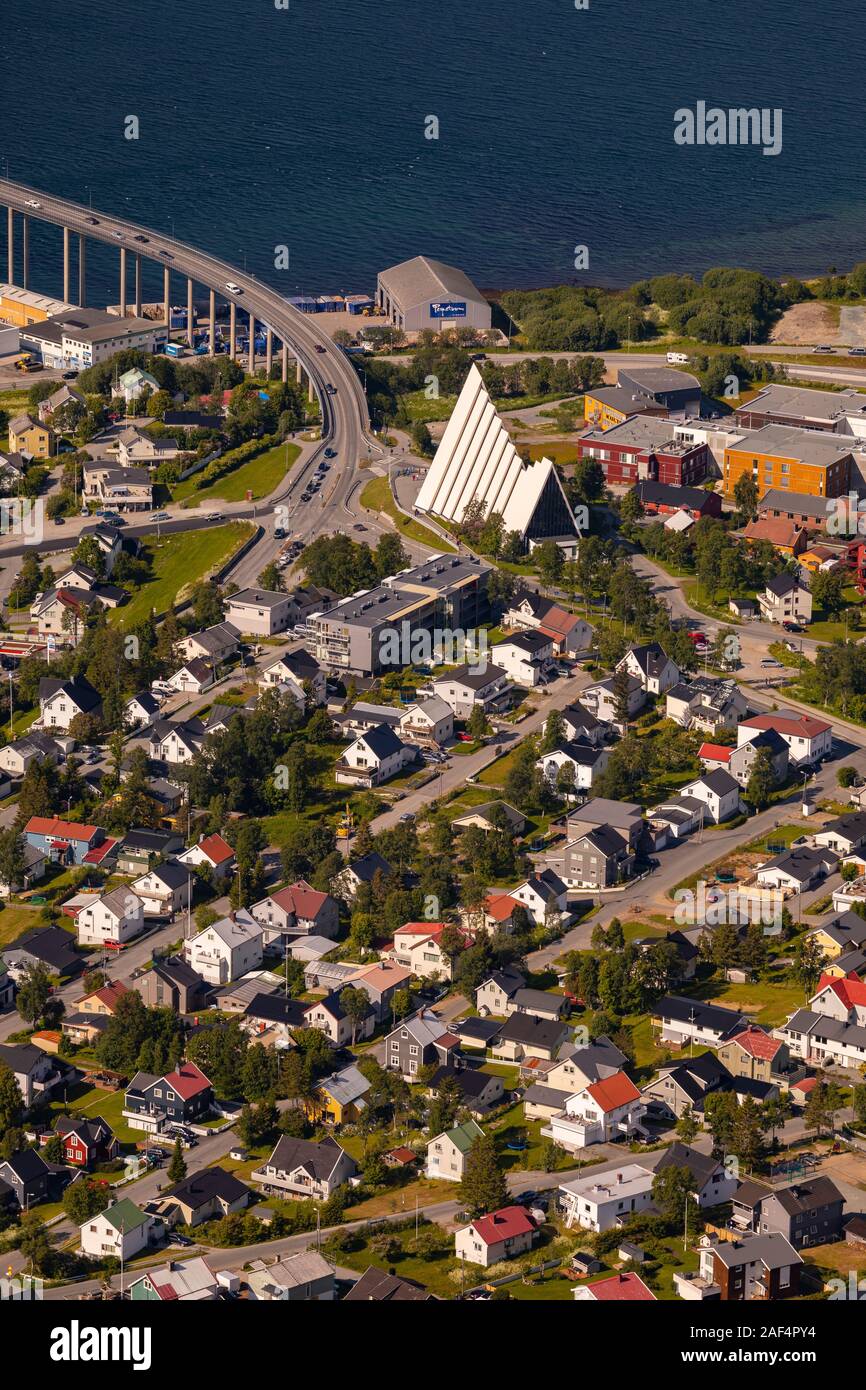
[581,675,645,724]
[132,862,192,918]
[679,770,741,824]
[453,1205,538,1267]
[543,1071,646,1152]
[38,676,102,732]
[185,910,264,985]
[511,870,568,926]
[756,846,838,894]
[426,1118,484,1182]
[75,888,145,947]
[383,921,468,982]
[124,691,162,730]
[334,724,416,788]
[397,696,454,746]
[168,659,215,695]
[736,712,832,768]
[178,622,241,666]
[176,833,236,881]
[758,574,813,626]
[250,881,340,941]
[114,367,160,406]
[258,650,326,708]
[80,1200,162,1261]
[617,643,679,696]
[429,663,512,719]
[490,632,555,687]
[558,1164,655,1232]
[223,589,294,637]
[149,719,205,766]
[537,740,609,793]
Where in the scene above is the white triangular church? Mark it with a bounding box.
[415,364,578,545]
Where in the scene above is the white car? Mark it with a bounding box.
[151,681,175,696]
[24,199,41,209]
[225,282,242,295]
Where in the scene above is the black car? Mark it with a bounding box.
[62,370,78,379]
[324,447,336,458]
[85,216,99,224]
[133,234,149,242]
[159,249,174,259]
[782,621,802,633]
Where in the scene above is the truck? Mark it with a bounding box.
[163,342,183,358]
[15,354,42,373]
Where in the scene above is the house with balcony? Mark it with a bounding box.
[696,1233,802,1300]
[559,1164,655,1232]
[758,574,813,626]
[251,1135,355,1201]
[0,1041,63,1108]
[185,910,264,986]
[542,1070,646,1151]
[334,723,417,788]
[75,887,145,947]
[123,1062,213,1135]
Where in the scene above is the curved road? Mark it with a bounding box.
[0,176,374,527]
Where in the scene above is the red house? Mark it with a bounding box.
[578,416,709,488]
[46,1115,119,1169]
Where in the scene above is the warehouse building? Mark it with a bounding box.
[20,307,166,370]
[376,256,492,333]
[0,282,74,328]
[415,364,578,546]
[735,382,866,436]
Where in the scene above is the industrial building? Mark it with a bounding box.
[735,382,866,436]
[583,366,702,429]
[376,256,492,333]
[309,553,491,676]
[20,307,166,369]
[415,364,577,545]
[0,282,73,327]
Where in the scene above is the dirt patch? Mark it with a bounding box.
[770,302,840,345]
[821,1149,866,1191]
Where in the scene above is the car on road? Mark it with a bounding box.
[24,198,41,209]
[399,812,416,823]
[781,621,802,633]
[53,515,65,525]
[325,383,336,394]
[300,491,311,502]
[85,216,99,224]
[315,344,327,353]
[851,347,866,356]
[225,282,242,295]
[62,370,78,379]
[206,512,222,521]
[111,230,124,239]
[760,658,783,668]
[324,447,336,458]
[353,523,367,531]
[133,234,148,242]
[813,345,835,353]
[159,249,174,259]
[150,510,171,522]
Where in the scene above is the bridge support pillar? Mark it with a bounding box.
[134,255,142,316]
[63,226,71,302]
[187,279,194,347]
[6,208,12,283]
[78,235,86,306]
[248,315,255,375]
[119,247,127,317]
[265,328,273,377]
[309,375,315,403]
[209,289,216,356]
[163,266,170,329]
[21,214,29,289]
[229,301,236,358]
[296,357,302,385]
[281,342,288,383]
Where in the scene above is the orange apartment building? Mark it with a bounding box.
[724,425,853,501]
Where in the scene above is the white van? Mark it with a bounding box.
[666,352,689,365]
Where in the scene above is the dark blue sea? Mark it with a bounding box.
[3,0,866,304]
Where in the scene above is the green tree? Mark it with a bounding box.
[675,1110,699,1143]
[459,1134,508,1217]
[652,1164,697,1231]
[63,1176,108,1225]
[339,986,371,1045]
[745,746,776,809]
[15,961,53,1026]
[167,1138,187,1184]
[733,472,758,517]
[0,1061,24,1131]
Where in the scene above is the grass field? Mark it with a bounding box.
[46,1082,142,1146]
[0,903,44,948]
[111,522,254,626]
[359,474,455,552]
[175,441,300,507]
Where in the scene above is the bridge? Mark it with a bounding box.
[0,176,373,488]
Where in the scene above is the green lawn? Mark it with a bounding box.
[46,1082,141,1146]
[111,522,255,626]
[175,441,300,507]
[359,475,455,552]
[0,904,44,948]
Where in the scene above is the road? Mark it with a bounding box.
[0,175,380,585]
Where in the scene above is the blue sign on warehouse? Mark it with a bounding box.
[430,301,467,319]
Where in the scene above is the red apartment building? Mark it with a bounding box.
[578,416,709,488]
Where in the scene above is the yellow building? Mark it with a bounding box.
[8,413,55,458]
[0,283,73,328]
[724,425,852,500]
[305,1064,370,1127]
[583,388,637,430]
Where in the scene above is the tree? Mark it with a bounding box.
[730,1095,766,1171]
[16,960,53,1026]
[18,1211,53,1277]
[467,703,490,740]
[610,664,634,729]
[535,540,564,586]
[790,934,827,999]
[745,746,776,810]
[852,1083,866,1129]
[257,562,285,592]
[459,1134,508,1217]
[811,569,847,620]
[676,1110,699,1143]
[0,1060,24,1132]
[652,1164,696,1231]
[837,766,858,789]
[0,827,27,894]
[168,1137,187,1184]
[63,1176,107,1225]
[339,986,371,1045]
[733,472,758,517]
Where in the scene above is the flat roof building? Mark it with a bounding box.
[0,282,75,328]
[21,308,166,370]
[376,256,491,333]
[724,424,855,501]
[736,382,866,435]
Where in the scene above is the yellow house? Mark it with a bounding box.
[306,1063,370,1126]
[9,412,55,458]
[723,425,852,501]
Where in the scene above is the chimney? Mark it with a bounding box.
[616,1172,623,1183]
